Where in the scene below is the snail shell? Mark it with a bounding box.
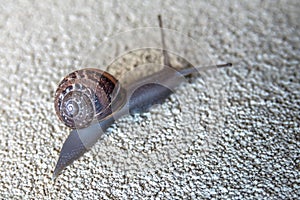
[54,68,125,129]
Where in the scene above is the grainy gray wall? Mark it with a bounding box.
[0,0,299,199]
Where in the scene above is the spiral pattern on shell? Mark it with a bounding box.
[54,68,121,129]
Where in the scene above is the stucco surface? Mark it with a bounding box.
[0,0,299,199]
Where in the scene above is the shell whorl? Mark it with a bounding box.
[54,68,121,129]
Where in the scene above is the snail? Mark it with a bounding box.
[53,15,232,179]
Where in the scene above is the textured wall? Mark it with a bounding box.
[0,0,299,199]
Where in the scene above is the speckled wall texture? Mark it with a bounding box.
[0,0,299,199]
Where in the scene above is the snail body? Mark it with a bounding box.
[53,62,231,179]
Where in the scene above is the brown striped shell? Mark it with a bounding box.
[54,68,124,129]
